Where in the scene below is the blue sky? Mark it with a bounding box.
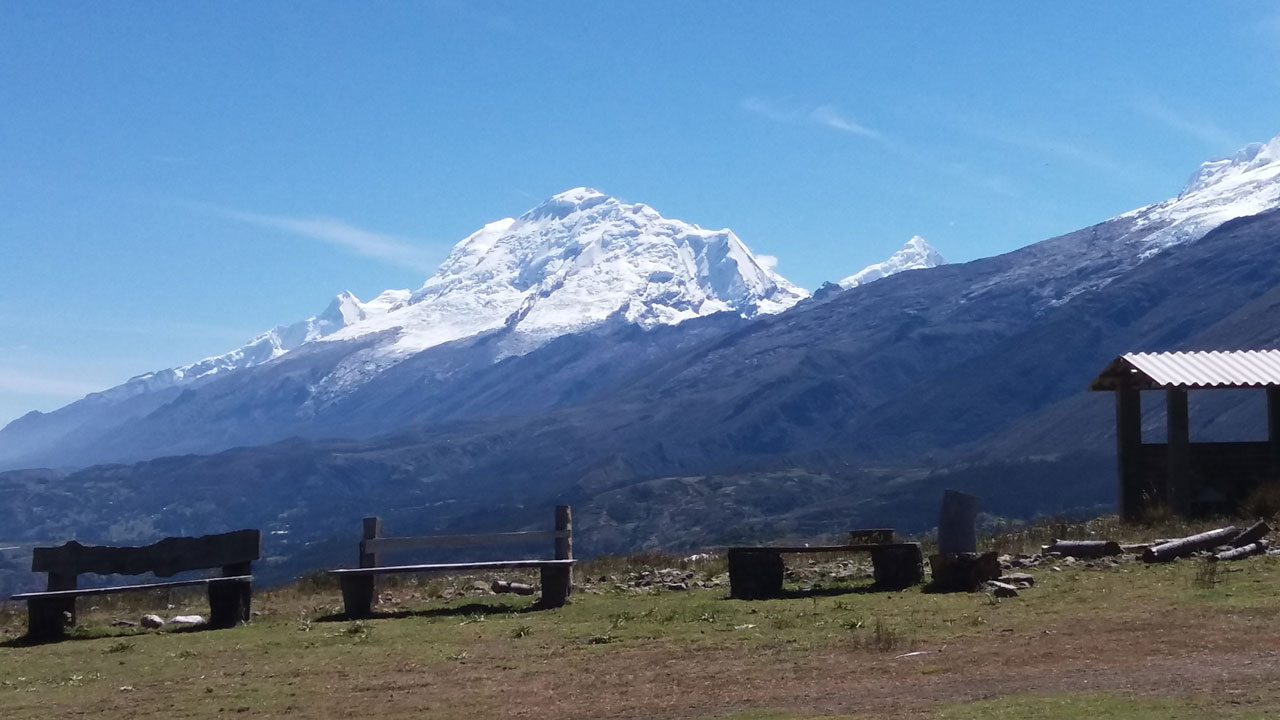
[3,2,1280,425]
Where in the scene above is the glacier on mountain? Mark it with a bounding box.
[1124,134,1280,259]
[839,236,946,289]
[130,187,809,400]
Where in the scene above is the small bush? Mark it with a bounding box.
[1241,483,1280,521]
[1191,559,1219,590]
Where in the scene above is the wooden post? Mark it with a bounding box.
[1166,388,1191,515]
[1267,387,1280,483]
[553,505,572,599]
[553,506,572,560]
[359,517,382,568]
[356,516,382,613]
[937,490,981,554]
[1116,382,1144,521]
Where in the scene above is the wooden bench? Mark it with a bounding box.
[10,529,260,641]
[328,506,575,618]
[728,529,923,599]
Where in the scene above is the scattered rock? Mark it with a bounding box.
[111,620,138,627]
[999,572,1035,586]
[169,615,204,625]
[664,582,689,591]
[141,614,164,629]
[985,581,1019,598]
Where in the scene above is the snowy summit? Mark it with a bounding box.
[133,187,809,396]
[839,236,946,289]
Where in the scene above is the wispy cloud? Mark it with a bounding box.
[1134,97,1242,151]
[891,93,1159,186]
[811,105,881,139]
[206,206,441,274]
[741,97,883,141]
[0,367,106,398]
[994,127,1147,181]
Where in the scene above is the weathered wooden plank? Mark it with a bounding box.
[328,559,575,577]
[1230,519,1272,548]
[725,543,919,554]
[11,575,252,601]
[32,530,260,577]
[363,530,565,555]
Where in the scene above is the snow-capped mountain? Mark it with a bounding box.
[107,188,806,400]
[839,236,946,289]
[298,187,807,393]
[0,188,806,468]
[1126,135,1280,258]
[120,288,411,396]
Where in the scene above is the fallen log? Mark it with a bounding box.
[1214,540,1269,562]
[1143,526,1238,563]
[1230,520,1272,548]
[1042,540,1123,558]
[491,580,536,595]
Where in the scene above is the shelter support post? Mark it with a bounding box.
[1116,383,1143,522]
[1166,388,1190,515]
[1268,388,1280,483]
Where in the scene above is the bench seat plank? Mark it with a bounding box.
[329,559,575,577]
[727,543,918,554]
[11,575,252,601]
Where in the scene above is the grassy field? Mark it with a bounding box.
[2,519,1278,719]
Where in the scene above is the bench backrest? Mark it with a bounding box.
[32,529,262,580]
[358,506,571,568]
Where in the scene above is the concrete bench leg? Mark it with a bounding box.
[728,550,784,599]
[208,580,251,629]
[340,575,375,618]
[27,597,70,642]
[539,565,571,608]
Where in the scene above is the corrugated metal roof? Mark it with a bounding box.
[1090,350,1280,390]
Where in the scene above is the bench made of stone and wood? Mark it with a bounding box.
[9,529,260,641]
[327,506,575,618]
[727,532,923,599]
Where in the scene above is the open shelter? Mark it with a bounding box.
[1090,350,1280,520]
